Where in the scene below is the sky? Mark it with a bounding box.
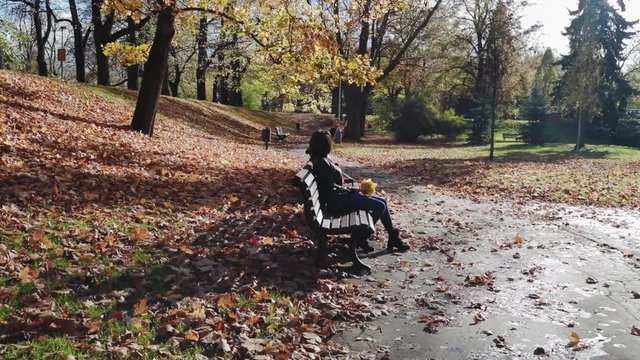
[521,0,640,55]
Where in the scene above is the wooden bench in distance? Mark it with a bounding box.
[502,133,523,142]
[292,163,374,272]
[275,127,289,142]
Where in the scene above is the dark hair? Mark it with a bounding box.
[308,130,332,158]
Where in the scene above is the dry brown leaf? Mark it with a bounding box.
[514,235,524,244]
[216,295,237,308]
[18,266,33,283]
[261,237,274,246]
[253,288,270,301]
[568,332,580,347]
[134,298,149,316]
[184,329,199,342]
[130,227,148,241]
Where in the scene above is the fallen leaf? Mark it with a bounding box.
[568,332,580,347]
[253,288,270,301]
[184,329,199,342]
[87,320,101,334]
[216,295,236,308]
[18,266,33,283]
[261,237,274,246]
[514,235,524,244]
[632,326,640,336]
[533,346,546,355]
[130,227,148,241]
[472,313,485,325]
[134,298,149,316]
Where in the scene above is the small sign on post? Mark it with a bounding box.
[57,49,66,62]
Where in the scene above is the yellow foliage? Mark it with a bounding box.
[102,42,152,67]
[360,178,377,196]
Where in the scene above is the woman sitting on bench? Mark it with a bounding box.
[307,130,410,252]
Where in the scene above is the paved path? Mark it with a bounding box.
[305,152,640,360]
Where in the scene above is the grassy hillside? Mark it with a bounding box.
[0,71,360,359]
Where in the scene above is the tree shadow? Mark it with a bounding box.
[0,97,131,131]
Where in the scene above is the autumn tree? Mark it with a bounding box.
[102,0,378,136]
[325,0,446,140]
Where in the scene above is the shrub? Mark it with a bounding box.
[434,109,467,140]
[391,95,433,142]
[390,96,465,142]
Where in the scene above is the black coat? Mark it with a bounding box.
[310,156,352,210]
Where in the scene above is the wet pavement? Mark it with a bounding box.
[323,154,640,360]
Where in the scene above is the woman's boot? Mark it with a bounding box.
[387,228,410,252]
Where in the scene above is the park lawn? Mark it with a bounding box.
[335,140,640,207]
[0,71,363,359]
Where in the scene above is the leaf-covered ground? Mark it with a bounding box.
[336,138,640,208]
[0,71,367,359]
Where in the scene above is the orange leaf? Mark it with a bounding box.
[261,237,274,246]
[87,320,101,334]
[253,288,270,301]
[514,235,524,244]
[216,295,237,308]
[227,310,239,321]
[130,227,148,241]
[568,332,580,347]
[134,298,149,316]
[184,329,199,342]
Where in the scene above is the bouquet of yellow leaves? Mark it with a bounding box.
[359,178,377,196]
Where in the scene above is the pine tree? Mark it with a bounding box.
[557,0,637,138]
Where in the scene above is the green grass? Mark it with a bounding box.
[2,336,97,360]
[336,141,640,162]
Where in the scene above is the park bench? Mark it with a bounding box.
[274,127,289,142]
[292,162,374,272]
[502,133,523,142]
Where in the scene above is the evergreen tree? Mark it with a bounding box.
[557,0,637,136]
[522,48,558,144]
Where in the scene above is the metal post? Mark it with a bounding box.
[337,79,342,120]
[60,26,66,79]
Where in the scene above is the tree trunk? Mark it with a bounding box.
[489,82,498,161]
[33,0,48,76]
[130,8,175,136]
[196,17,208,100]
[212,78,218,102]
[169,64,180,97]
[92,0,113,85]
[331,86,339,117]
[344,84,369,140]
[161,62,171,96]
[69,0,86,82]
[576,107,583,152]
[126,18,139,90]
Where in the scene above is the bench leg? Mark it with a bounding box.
[348,235,371,274]
[314,235,328,265]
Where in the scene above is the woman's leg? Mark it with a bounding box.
[370,196,394,232]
